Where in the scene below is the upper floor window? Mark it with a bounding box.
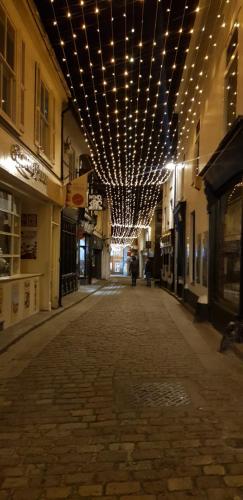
[35,63,55,162]
[225,26,238,130]
[0,3,16,122]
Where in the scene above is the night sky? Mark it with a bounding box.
[33,0,197,239]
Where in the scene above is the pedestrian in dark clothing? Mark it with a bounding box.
[129,256,139,286]
[145,257,153,287]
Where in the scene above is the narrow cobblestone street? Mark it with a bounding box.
[1,280,243,499]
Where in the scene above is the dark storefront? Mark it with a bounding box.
[79,231,103,284]
[174,201,186,298]
[60,211,78,296]
[203,118,243,331]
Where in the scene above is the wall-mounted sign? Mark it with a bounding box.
[88,194,103,211]
[10,145,47,185]
[66,174,88,208]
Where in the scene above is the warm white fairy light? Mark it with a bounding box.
[48,0,203,244]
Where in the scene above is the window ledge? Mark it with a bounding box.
[0,273,42,282]
[0,112,21,139]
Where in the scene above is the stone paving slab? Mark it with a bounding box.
[1,279,243,499]
[0,282,107,355]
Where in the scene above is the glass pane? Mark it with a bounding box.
[0,256,10,276]
[12,257,19,274]
[79,247,85,277]
[0,5,5,56]
[6,19,15,69]
[0,190,12,211]
[13,236,19,255]
[0,211,11,232]
[13,216,19,234]
[0,234,11,254]
[217,182,242,312]
[2,62,14,118]
[40,82,44,114]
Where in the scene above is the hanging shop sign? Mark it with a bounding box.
[66,174,88,208]
[10,145,47,185]
[88,194,103,211]
[81,220,95,234]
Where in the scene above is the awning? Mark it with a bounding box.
[201,116,243,193]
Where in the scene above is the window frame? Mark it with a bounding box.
[0,2,16,124]
[34,62,56,164]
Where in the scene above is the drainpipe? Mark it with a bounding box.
[58,102,71,308]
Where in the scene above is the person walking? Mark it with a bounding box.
[145,257,153,287]
[129,256,139,287]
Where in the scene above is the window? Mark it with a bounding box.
[0,189,20,277]
[216,180,242,313]
[19,40,25,129]
[0,4,16,122]
[225,26,238,130]
[35,63,55,161]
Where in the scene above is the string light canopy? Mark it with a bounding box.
[34,0,197,245]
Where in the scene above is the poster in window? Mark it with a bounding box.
[12,284,19,315]
[24,281,30,309]
[21,230,37,259]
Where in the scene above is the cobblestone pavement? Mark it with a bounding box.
[1,279,243,499]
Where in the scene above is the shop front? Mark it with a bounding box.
[160,229,174,290]
[174,201,186,298]
[78,216,103,284]
[60,209,78,297]
[0,139,63,329]
[203,118,243,331]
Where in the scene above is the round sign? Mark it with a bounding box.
[72,193,84,206]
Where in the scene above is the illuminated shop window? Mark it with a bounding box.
[0,189,20,277]
[216,180,242,313]
[0,4,16,122]
[225,26,238,131]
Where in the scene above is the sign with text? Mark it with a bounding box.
[88,194,103,211]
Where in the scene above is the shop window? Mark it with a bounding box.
[35,63,56,162]
[0,189,20,277]
[0,4,16,123]
[225,26,238,130]
[216,180,242,313]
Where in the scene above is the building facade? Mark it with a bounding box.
[0,0,69,328]
[161,0,243,329]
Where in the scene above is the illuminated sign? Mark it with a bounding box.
[10,144,48,186]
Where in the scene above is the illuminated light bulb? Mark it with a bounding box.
[67,11,71,17]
